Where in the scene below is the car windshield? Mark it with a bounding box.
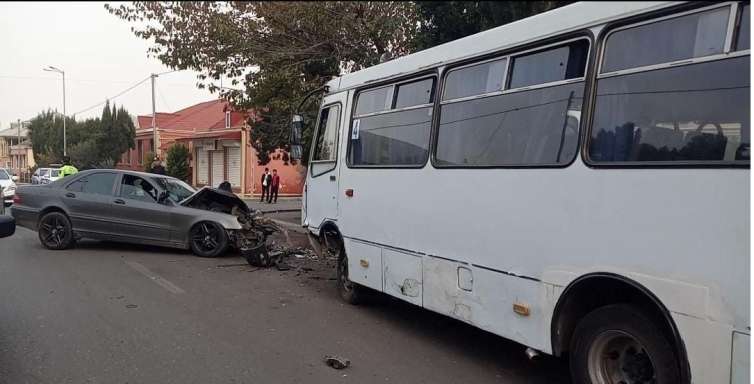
[0,169,8,180]
[50,169,60,177]
[154,177,196,203]
[40,169,50,177]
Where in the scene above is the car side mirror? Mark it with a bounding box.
[290,114,303,160]
[0,216,15,238]
[11,176,18,182]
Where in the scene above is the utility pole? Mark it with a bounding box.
[151,73,158,155]
[43,66,66,156]
[62,70,66,156]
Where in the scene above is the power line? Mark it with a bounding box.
[156,82,172,111]
[0,74,145,85]
[71,76,151,117]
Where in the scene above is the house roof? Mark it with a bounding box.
[136,99,250,133]
[0,127,28,138]
[136,112,180,130]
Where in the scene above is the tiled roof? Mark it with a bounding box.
[136,99,250,133]
[136,113,180,130]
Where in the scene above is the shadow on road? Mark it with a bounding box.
[356,291,572,383]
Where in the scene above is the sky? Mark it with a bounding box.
[0,2,218,130]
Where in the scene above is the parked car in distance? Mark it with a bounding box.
[0,168,17,206]
[11,169,260,257]
[42,168,62,184]
[32,168,62,185]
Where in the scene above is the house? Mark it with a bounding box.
[117,112,186,171]
[118,99,304,197]
[0,123,34,177]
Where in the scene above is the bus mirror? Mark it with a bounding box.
[291,114,303,146]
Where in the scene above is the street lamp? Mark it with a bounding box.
[43,65,66,156]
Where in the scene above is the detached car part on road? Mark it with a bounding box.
[11,169,277,257]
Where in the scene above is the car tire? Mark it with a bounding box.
[189,221,228,258]
[38,211,75,250]
[570,304,681,384]
[333,239,364,305]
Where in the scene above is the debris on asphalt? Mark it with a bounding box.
[323,355,350,369]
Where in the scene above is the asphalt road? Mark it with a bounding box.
[0,217,570,384]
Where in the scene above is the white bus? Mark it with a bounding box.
[298,2,750,383]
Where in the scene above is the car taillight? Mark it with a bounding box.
[12,194,21,204]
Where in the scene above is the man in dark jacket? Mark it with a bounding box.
[151,156,166,175]
[268,169,280,204]
[260,168,271,202]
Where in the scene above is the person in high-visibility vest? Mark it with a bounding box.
[59,157,78,178]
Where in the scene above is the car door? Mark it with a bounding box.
[109,173,172,245]
[61,172,117,235]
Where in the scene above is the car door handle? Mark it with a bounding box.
[113,199,125,205]
[330,175,336,181]
[65,192,76,198]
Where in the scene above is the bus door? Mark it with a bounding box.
[305,94,346,230]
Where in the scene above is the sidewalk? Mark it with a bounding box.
[243,197,301,213]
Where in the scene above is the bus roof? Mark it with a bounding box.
[327,1,680,93]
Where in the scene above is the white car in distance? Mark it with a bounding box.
[0,168,17,207]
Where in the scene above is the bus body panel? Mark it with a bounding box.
[303,2,749,383]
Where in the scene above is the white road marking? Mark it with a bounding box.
[125,261,186,294]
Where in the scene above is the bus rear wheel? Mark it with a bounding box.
[570,304,681,384]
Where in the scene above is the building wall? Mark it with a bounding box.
[246,147,305,196]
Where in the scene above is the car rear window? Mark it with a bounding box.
[0,169,8,180]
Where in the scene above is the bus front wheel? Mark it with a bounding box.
[328,235,364,305]
[570,304,681,384]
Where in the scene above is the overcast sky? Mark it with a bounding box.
[0,2,217,130]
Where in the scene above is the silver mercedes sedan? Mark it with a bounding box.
[11,169,266,257]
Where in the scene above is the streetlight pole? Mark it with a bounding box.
[43,66,66,156]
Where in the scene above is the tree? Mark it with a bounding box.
[106,2,568,166]
[166,144,190,181]
[105,1,418,165]
[26,103,137,170]
[143,151,155,173]
[411,2,573,50]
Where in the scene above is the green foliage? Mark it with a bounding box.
[143,151,155,173]
[105,1,566,166]
[166,144,190,181]
[27,102,136,170]
[411,1,572,50]
[106,1,417,166]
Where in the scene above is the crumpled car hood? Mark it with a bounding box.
[179,186,250,214]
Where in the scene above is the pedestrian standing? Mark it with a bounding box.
[59,156,78,178]
[268,169,280,204]
[260,167,271,202]
[151,156,166,175]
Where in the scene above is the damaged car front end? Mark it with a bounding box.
[179,186,280,263]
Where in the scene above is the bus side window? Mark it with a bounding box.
[589,5,749,164]
[310,104,341,176]
[349,78,435,167]
[436,40,587,167]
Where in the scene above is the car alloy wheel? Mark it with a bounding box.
[38,212,74,250]
[189,222,228,258]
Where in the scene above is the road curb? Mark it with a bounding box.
[258,209,300,214]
